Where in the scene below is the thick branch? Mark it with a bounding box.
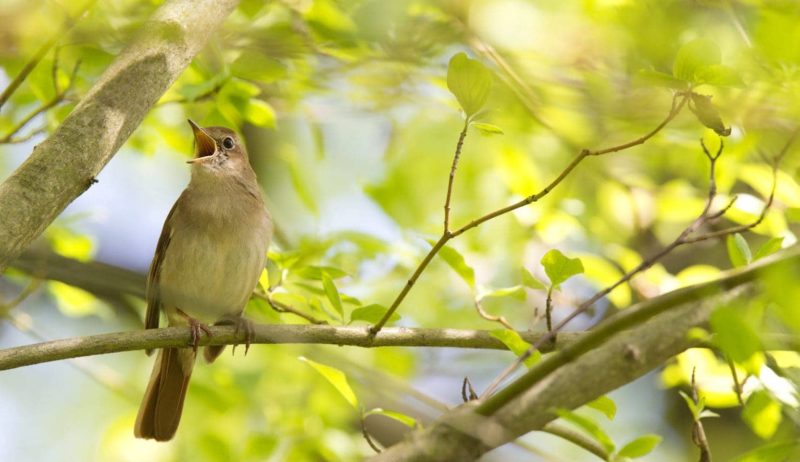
[370,249,800,461]
[0,325,578,371]
[0,0,240,270]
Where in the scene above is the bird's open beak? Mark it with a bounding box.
[187,119,216,163]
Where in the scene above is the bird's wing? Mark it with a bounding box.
[144,198,181,331]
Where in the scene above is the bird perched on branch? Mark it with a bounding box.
[134,120,272,441]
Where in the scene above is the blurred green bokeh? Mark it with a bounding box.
[2,0,800,461]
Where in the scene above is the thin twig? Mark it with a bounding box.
[0,60,81,144]
[444,119,470,233]
[0,279,43,316]
[691,368,713,462]
[473,298,514,330]
[361,410,383,453]
[461,376,478,402]
[480,132,789,398]
[369,93,689,336]
[370,234,449,335]
[0,0,96,110]
[253,290,328,325]
[726,357,745,406]
[2,127,47,144]
[545,287,554,332]
[542,422,610,461]
[156,80,226,106]
[6,311,134,401]
[0,325,579,371]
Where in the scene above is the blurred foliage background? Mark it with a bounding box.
[2,0,800,460]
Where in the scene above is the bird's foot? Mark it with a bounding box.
[227,316,254,356]
[177,309,212,353]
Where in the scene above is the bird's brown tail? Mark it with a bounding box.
[134,348,194,441]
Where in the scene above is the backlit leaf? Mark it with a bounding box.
[541,249,584,288]
[299,357,358,408]
[673,38,721,83]
[490,329,540,367]
[726,233,752,267]
[617,434,662,459]
[447,52,493,117]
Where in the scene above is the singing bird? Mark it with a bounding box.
[134,120,272,441]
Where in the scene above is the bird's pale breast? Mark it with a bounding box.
[158,190,271,326]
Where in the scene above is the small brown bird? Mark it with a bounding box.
[134,120,272,441]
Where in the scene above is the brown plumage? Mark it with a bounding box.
[134,121,272,441]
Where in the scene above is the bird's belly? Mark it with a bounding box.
[158,226,265,325]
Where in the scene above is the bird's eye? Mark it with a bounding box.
[222,137,235,150]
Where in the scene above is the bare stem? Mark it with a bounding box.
[370,233,450,335]
[0,0,96,110]
[1,60,82,144]
[691,368,714,462]
[253,290,328,325]
[0,325,577,371]
[479,131,793,400]
[444,120,470,233]
[473,298,514,330]
[370,93,689,337]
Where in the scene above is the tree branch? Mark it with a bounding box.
[0,0,240,270]
[369,249,799,461]
[0,1,96,110]
[370,92,688,335]
[0,325,579,371]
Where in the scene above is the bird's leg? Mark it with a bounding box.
[176,308,212,353]
[215,314,255,356]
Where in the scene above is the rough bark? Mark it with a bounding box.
[0,325,578,371]
[0,0,240,270]
[371,250,800,461]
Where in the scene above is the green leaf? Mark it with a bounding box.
[49,281,104,317]
[710,304,762,366]
[471,122,504,136]
[742,391,782,439]
[673,38,721,83]
[696,64,744,87]
[522,268,547,290]
[635,69,689,90]
[754,237,784,261]
[46,227,95,262]
[351,304,399,324]
[296,266,348,280]
[554,408,616,453]
[541,249,584,288]
[299,356,358,408]
[727,233,752,267]
[365,408,417,428]
[258,268,270,291]
[434,242,475,289]
[231,50,287,83]
[678,390,704,421]
[616,434,662,459]
[698,409,720,419]
[321,273,344,318]
[447,52,493,117]
[244,99,276,128]
[732,440,800,462]
[690,93,731,136]
[587,396,617,420]
[490,329,540,367]
[479,285,526,300]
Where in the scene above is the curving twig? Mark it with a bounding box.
[479,131,795,399]
[370,92,689,336]
[0,1,96,110]
[0,325,577,371]
[0,59,82,144]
